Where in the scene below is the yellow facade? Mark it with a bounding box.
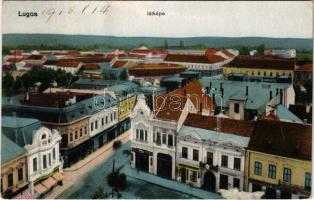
[223,67,294,79]
[118,95,137,121]
[1,154,28,197]
[245,150,311,193]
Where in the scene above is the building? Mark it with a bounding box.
[1,135,28,198]
[264,49,296,59]
[294,61,312,86]
[130,80,214,179]
[200,78,295,120]
[2,116,63,198]
[2,91,129,168]
[24,54,47,65]
[245,119,311,198]
[223,56,295,81]
[176,114,254,192]
[44,59,83,74]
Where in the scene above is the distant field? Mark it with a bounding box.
[296,52,313,61]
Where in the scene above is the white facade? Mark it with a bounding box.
[44,64,82,74]
[130,94,196,180]
[89,105,118,138]
[176,126,248,192]
[24,127,62,194]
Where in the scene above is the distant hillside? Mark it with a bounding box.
[2,33,313,51]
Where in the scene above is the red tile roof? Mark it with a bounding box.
[184,113,255,137]
[165,54,225,64]
[6,57,25,62]
[81,63,100,70]
[205,48,216,57]
[129,68,186,77]
[222,49,235,58]
[130,49,167,55]
[112,61,128,68]
[45,59,82,68]
[26,55,44,60]
[248,120,312,160]
[295,63,312,72]
[154,80,215,121]
[226,56,295,70]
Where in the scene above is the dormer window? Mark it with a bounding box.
[41,134,46,140]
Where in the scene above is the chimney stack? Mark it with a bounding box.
[246,86,249,96]
[269,91,273,100]
[280,89,283,104]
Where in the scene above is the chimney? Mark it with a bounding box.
[221,88,224,98]
[276,88,279,95]
[184,89,187,96]
[220,83,223,91]
[209,82,212,90]
[246,86,248,96]
[200,102,203,113]
[280,89,283,104]
[269,91,273,100]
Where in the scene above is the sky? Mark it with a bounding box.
[2,1,313,38]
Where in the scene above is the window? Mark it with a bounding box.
[254,162,262,176]
[257,72,260,76]
[207,152,213,165]
[305,172,311,190]
[75,131,78,140]
[168,135,173,146]
[145,131,147,141]
[43,155,47,169]
[221,155,228,168]
[91,122,94,131]
[114,112,116,120]
[268,164,276,179]
[95,120,98,129]
[8,173,13,188]
[106,116,108,124]
[53,148,56,161]
[48,153,51,166]
[150,157,153,166]
[156,132,161,144]
[182,147,188,159]
[102,118,104,126]
[234,103,240,113]
[70,133,73,141]
[80,128,83,137]
[84,126,87,135]
[41,134,46,140]
[18,168,23,181]
[136,129,139,139]
[264,72,266,76]
[233,178,240,189]
[33,158,37,172]
[283,168,291,183]
[140,130,144,140]
[111,113,113,121]
[270,72,273,76]
[162,134,167,144]
[191,171,197,182]
[193,149,199,161]
[234,158,241,170]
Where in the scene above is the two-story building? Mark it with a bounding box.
[130,80,214,179]
[2,116,63,198]
[176,113,254,192]
[245,119,311,199]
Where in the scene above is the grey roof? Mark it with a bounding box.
[2,116,41,147]
[276,104,303,123]
[200,77,291,111]
[178,125,250,148]
[161,76,185,83]
[1,134,26,164]
[138,86,167,94]
[2,94,117,123]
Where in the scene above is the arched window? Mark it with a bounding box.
[41,134,46,140]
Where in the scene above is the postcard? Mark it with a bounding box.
[1,1,313,199]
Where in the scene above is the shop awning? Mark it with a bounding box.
[34,183,47,194]
[52,172,64,181]
[42,177,57,188]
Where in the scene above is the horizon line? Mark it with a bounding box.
[3,33,313,40]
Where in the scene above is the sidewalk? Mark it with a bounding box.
[120,164,222,199]
[45,130,130,199]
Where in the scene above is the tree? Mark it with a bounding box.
[179,40,184,49]
[239,46,250,55]
[91,186,107,199]
[3,73,14,91]
[107,171,127,191]
[257,44,266,56]
[164,40,169,49]
[119,69,128,80]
